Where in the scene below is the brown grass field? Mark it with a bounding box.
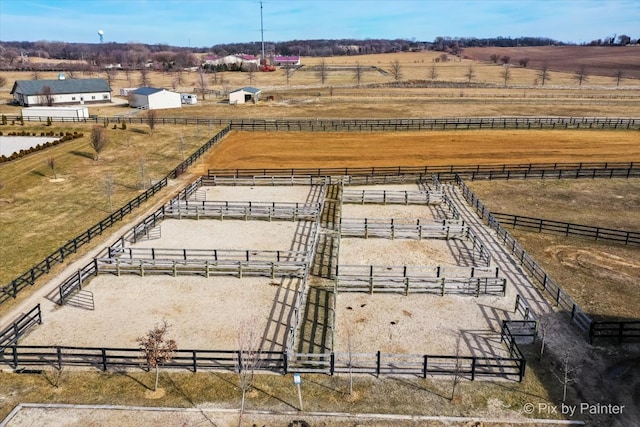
[469,179,640,320]
[195,129,640,172]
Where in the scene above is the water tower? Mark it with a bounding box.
[98,29,104,43]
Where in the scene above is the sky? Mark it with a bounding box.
[0,0,638,47]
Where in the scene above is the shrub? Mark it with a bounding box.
[121,122,127,130]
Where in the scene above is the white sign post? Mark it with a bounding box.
[293,373,303,411]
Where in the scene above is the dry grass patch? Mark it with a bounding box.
[0,122,216,286]
[468,178,640,320]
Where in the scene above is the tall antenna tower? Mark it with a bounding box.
[260,1,265,64]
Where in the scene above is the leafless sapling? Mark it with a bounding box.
[137,319,177,392]
[390,59,402,82]
[236,318,262,426]
[46,156,57,179]
[90,126,108,160]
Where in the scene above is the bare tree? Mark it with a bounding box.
[197,67,209,100]
[104,69,117,88]
[246,68,255,85]
[236,318,262,426]
[90,126,108,160]
[139,67,150,86]
[39,85,54,106]
[317,58,328,85]
[346,327,355,396]
[464,65,476,84]
[390,60,402,82]
[46,156,57,179]
[353,61,364,86]
[518,58,530,67]
[501,66,512,86]
[614,69,624,87]
[179,133,187,160]
[538,313,560,361]
[450,335,464,401]
[137,320,177,392]
[104,173,115,212]
[138,157,147,190]
[489,53,500,64]
[554,350,578,403]
[573,66,589,86]
[537,63,551,86]
[428,64,438,81]
[285,66,295,85]
[500,55,511,65]
[146,109,157,135]
[0,76,7,88]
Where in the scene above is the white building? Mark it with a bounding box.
[129,87,181,110]
[10,78,111,106]
[229,87,262,105]
[21,106,89,119]
[181,93,198,105]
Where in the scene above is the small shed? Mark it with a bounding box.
[129,87,181,110]
[229,87,261,105]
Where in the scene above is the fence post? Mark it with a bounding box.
[12,346,18,368]
[193,350,198,373]
[102,348,107,371]
[423,355,428,379]
[57,346,62,370]
[283,351,288,374]
[376,351,381,378]
[330,353,335,376]
[519,359,526,382]
[471,357,476,381]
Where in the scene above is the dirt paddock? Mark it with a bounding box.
[18,183,514,361]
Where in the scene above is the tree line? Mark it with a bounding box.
[0,36,573,70]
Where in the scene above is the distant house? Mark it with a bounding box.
[10,78,111,107]
[273,55,301,66]
[229,87,261,105]
[129,87,181,110]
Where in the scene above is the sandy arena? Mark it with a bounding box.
[17,182,517,362]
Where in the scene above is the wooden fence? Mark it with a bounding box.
[589,321,640,344]
[491,213,640,246]
[288,351,525,381]
[339,218,467,239]
[202,175,331,186]
[163,200,322,221]
[0,126,231,306]
[456,176,594,336]
[333,264,505,295]
[1,345,285,373]
[208,161,639,181]
[0,305,42,352]
[95,257,307,279]
[9,116,640,131]
[341,189,443,205]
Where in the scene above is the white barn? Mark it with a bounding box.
[229,87,262,105]
[10,78,111,107]
[129,87,181,110]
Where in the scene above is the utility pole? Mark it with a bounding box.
[260,1,265,65]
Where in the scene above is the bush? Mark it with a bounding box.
[121,122,127,130]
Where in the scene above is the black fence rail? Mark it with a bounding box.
[492,213,640,246]
[1,345,285,373]
[0,305,41,352]
[289,351,525,381]
[589,321,640,344]
[1,127,231,307]
[208,161,639,180]
[58,262,98,305]
[456,175,595,337]
[341,189,443,205]
[7,116,640,130]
